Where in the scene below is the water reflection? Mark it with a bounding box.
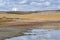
[5,29,60,40]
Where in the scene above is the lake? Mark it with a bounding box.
[5,29,60,40]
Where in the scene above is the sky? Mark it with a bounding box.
[0,0,60,11]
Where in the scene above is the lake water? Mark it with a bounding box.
[5,29,60,40]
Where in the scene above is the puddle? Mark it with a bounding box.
[5,29,60,40]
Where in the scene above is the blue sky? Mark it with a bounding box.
[0,0,60,11]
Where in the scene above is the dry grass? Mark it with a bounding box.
[0,11,60,21]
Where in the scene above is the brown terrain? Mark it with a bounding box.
[0,10,60,40]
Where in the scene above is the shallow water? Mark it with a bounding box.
[5,29,60,40]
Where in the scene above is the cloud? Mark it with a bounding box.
[0,0,6,6]
[15,0,51,11]
[44,1,51,6]
[0,3,5,6]
[30,2,42,6]
[19,0,28,4]
[0,0,60,11]
[56,6,60,10]
[11,7,18,11]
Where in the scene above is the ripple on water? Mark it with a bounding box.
[5,29,60,40]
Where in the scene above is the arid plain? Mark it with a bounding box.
[0,10,60,40]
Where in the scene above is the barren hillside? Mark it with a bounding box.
[0,10,60,21]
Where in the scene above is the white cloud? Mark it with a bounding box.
[0,0,4,2]
[40,0,46,1]
[19,0,28,4]
[57,6,60,8]
[30,2,43,6]
[11,7,18,11]
[0,3,5,6]
[44,1,51,6]
[0,0,60,11]
[0,0,6,6]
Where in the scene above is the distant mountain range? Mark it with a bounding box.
[0,10,60,14]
